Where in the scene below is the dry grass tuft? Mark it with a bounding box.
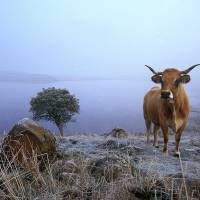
[0,137,200,200]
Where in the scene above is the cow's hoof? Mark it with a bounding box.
[153,144,159,148]
[174,152,180,157]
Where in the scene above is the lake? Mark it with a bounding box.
[0,79,199,135]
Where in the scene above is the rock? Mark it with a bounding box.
[109,128,128,138]
[1,118,56,173]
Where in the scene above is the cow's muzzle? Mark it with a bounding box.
[161,90,173,99]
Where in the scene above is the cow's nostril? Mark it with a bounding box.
[161,91,171,99]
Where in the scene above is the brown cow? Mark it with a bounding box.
[143,64,200,156]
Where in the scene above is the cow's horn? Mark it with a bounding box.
[145,65,162,75]
[181,64,200,74]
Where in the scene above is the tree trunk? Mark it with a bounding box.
[58,124,64,137]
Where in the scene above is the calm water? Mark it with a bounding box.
[0,79,199,135]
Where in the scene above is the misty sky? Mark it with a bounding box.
[0,0,200,78]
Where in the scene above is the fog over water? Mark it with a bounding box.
[0,1,200,134]
[0,77,199,135]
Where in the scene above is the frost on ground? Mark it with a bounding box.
[56,125,200,199]
[0,115,200,200]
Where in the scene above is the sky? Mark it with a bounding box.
[0,0,200,78]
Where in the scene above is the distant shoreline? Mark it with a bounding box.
[0,79,59,84]
[0,78,144,83]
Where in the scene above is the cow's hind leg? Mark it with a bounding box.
[153,125,160,148]
[145,120,151,144]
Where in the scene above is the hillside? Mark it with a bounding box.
[0,71,57,83]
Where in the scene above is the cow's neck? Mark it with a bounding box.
[162,85,189,131]
[174,85,189,116]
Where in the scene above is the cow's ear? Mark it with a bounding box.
[180,74,191,84]
[151,75,162,83]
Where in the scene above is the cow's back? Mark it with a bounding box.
[143,87,161,125]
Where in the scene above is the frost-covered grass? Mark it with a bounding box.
[0,134,200,200]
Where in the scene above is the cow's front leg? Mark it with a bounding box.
[161,126,169,155]
[174,124,186,157]
[174,133,181,157]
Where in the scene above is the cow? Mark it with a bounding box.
[143,64,200,156]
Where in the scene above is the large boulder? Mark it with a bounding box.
[1,118,56,173]
[109,128,128,138]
